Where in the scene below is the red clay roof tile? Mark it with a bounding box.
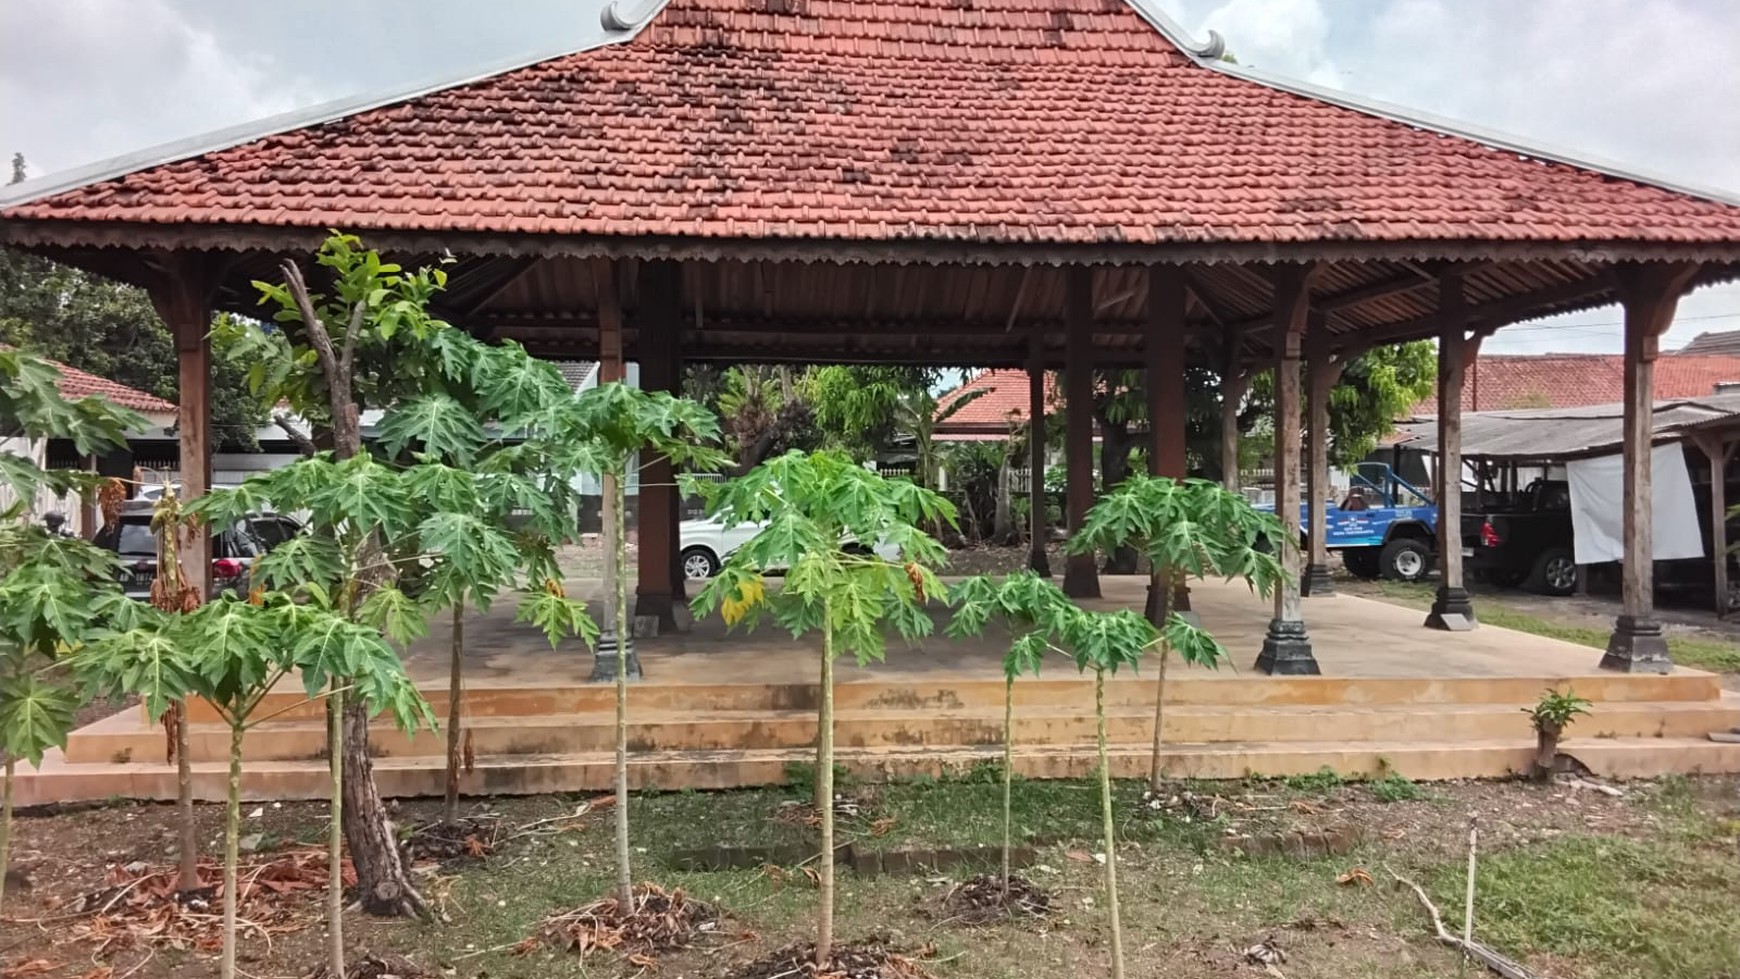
[1416,354,1740,413]
[8,0,1740,246]
[2,346,177,414]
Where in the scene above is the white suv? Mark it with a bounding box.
[677,515,901,579]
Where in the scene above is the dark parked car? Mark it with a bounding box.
[1464,478,1576,595]
[94,503,303,600]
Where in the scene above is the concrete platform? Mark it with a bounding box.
[16,577,1740,806]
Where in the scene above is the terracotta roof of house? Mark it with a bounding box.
[1414,354,1740,414]
[1676,330,1740,357]
[6,0,1740,251]
[937,369,1052,437]
[2,346,177,414]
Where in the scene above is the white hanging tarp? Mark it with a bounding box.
[1565,444,1704,565]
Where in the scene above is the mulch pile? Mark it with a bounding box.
[939,873,1053,925]
[536,882,722,966]
[722,937,936,979]
[35,849,349,955]
[401,815,503,867]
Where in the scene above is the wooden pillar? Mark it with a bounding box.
[1602,262,1700,673]
[147,254,220,601]
[1302,312,1343,598]
[1256,264,1318,675]
[590,258,640,680]
[1062,266,1100,599]
[1146,265,1189,621]
[635,260,682,633]
[1427,273,1478,630]
[1027,331,1051,577]
[1220,329,1249,492]
[1692,434,1735,617]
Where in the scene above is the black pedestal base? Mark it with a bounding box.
[634,591,676,634]
[1600,615,1672,674]
[1425,585,1477,631]
[1255,618,1320,675]
[1062,555,1100,599]
[589,630,643,682]
[1029,544,1052,578]
[1302,562,1334,597]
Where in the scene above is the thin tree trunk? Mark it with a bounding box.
[176,706,199,892]
[1148,646,1171,792]
[993,460,1013,543]
[1096,670,1125,979]
[1002,674,1014,897]
[0,756,13,915]
[817,611,836,970]
[328,684,346,978]
[341,696,426,917]
[222,723,243,979]
[613,468,633,908]
[1533,726,1560,783]
[443,605,465,827]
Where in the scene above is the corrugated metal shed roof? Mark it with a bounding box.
[1397,392,1740,462]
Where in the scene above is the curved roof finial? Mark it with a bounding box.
[1188,28,1227,60]
[601,0,664,33]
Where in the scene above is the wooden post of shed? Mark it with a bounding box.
[1601,262,1700,673]
[1062,266,1101,599]
[591,258,640,681]
[1302,312,1342,598]
[1220,329,1249,492]
[1256,264,1319,675]
[1027,331,1051,577]
[1691,432,1735,617]
[1146,265,1190,623]
[146,253,220,601]
[1427,273,1477,631]
[635,259,682,634]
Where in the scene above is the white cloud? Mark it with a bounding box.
[0,0,318,175]
[1199,0,1346,86]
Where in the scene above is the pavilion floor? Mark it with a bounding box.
[18,577,1740,807]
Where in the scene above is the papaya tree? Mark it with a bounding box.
[78,594,429,979]
[516,380,725,906]
[1067,474,1287,790]
[945,571,1073,898]
[0,347,143,916]
[227,233,586,915]
[692,450,953,970]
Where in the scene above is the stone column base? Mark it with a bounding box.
[1302,562,1334,597]
[589,631,643,682]
[634,591,676,634]
[1600,615,1672,674]
[1425,586,1477,631]
[1255,619,1320,675]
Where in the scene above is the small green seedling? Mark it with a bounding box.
[1525,688,1591,782]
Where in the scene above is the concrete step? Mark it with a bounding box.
[68,700,1740,764]
[19,736,1740,807]
[174,671,1726,723]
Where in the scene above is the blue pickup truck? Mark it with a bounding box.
[1264,462,1439,582]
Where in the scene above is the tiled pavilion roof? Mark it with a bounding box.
[6,0,1740,253]
[3,0,1740,369]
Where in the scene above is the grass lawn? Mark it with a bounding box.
[8,773,1738,979]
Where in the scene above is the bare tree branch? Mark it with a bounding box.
[339,301,364,383]
[272,413,318,457]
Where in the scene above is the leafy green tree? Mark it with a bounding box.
[692,450,952,970]
[805,366,936,461]
[1068,475,1288,790]
[0,347,143,916]
[516,380,724,905]
[0,249,273,449]
[78,594,428,979]
[226,234,596,920]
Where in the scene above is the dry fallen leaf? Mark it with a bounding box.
[1065,850,1094,863]
[869,816,898,838]
[8,961,62,977]
[1335,867,1374,887]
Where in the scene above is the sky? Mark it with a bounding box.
[2,0,1737,356]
